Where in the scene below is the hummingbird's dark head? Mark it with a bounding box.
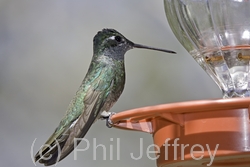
[93,29,134,60]
[93,28,176,60]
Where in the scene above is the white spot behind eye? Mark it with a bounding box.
[108,36,116,40]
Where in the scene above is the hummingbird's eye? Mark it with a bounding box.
[115,36,122,42]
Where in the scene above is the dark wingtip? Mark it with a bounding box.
[33,143,61,166]
[38,152,60,166]
[34,155,39,162]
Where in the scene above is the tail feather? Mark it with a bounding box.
[34,133,67,165]
[34,114,95,166]
[34,82,110,165]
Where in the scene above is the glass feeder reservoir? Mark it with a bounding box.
[110,2,250,166]
[164,0,250,98]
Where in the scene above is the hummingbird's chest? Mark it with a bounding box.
[98,55,125,89]
[108,60,125,99]
[99,58,125,112]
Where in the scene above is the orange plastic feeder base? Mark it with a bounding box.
[111,98,250,167]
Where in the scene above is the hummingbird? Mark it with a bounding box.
[34,28,176,166]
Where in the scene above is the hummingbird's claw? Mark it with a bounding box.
[100,111,116,128]
[106,112,116,128]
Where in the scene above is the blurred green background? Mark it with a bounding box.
[0,0,221,167]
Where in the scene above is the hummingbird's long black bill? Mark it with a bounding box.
[133,43,176,54]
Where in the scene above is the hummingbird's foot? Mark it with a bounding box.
[100,111,116,128]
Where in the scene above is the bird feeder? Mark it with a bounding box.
[110,0,250,166]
